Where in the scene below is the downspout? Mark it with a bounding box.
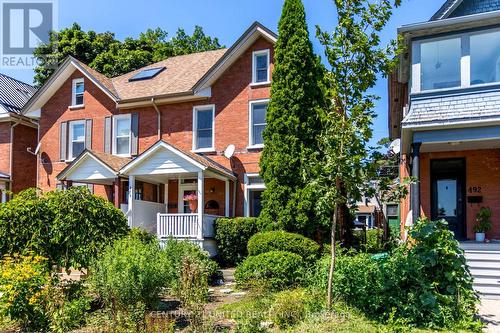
[151,98,161,140]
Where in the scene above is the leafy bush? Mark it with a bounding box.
[312,219,480,330]
[90,235,173,312]
[235,251,305,290]
[269,288,323,329]
[214,217,260,266]
[0,254,51,331]
[0,187,129,270]
[48,281,92,333]
[247,231,320,264]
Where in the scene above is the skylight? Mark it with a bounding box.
[128,67,166,82]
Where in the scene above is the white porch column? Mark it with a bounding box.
[0,183,6,203]
[127,175,135,228]
[164,181,169,206]
[225,180,230,217]
[197,171,204,240]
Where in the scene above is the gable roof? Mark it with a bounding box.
[0,73,36,114]
[120,140,236,180]
[431,0,464,20]
[23,21,276,115]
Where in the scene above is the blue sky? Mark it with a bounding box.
[3,0,441,144]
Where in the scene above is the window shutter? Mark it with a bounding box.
[60,121,68,161]
[85,119,92,150]
[131,113,139,155]
[104,116,112,154]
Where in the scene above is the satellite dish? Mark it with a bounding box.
[224,144,235,159]
[34,143,41,155]
[389,139,401,155]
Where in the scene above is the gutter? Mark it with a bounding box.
[151,98,161,140]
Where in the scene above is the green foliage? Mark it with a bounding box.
[247,231,320,264]
[352,228,393,253]
[128,227,155,244]
[311,219,481,330]
[214,217,260,266]
[0,187,129,270]
[0,254,51,330]
[259,0,328,237]
[235,251,305,290]
[34,24,222,86]
[90,236,172,311]
[270,288,323,329]
[473,207,492,233]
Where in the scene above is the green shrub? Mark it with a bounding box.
[235,251,305,290]
[128,227,155,244]
[0,187,129,270]
[0,254,51,331]
[90,236,173,312]
[269,288,323,329]
[247,231,320,264]
[312,219,480,330]
[214,217,260,266]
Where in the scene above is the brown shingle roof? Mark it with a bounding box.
[90,150,131,172]
[110,49,227,101]
[73,59,118,97]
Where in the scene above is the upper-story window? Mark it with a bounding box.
[72,78,84,106]
[113,114,131,156]
[412,27,500,93]
[249,100,268,148]
[192,105,214,152]
[252,49,270,84]
[69,120,85,159]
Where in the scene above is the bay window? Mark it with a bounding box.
[412,27,500,93]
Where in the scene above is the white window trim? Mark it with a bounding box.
[411,26,500,94]
[68,120,86,161]
[248,99,269,149]
[251,49,271,86]
[71,78,85,107]
[112,114,132,157]
[192,104,215,153]
[244,173,266,217]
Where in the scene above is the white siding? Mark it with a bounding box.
[65,156,115,181]
[128,148,201,175]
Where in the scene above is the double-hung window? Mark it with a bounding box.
[72,78,84,106]
[244,174,266,217]
[249,100,268,148]
[68,120,85,160]
[113,114,132,156]
[252,49,270,84]
[193,105,214,152]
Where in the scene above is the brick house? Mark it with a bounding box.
[389,0,500,241]
[22,22,276,255]
[0,73,37,203]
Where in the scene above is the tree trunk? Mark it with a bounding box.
[327,203,338,310]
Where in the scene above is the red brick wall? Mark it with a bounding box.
[419,149,500,240]
[11,124,37,193]
[38,37,273,216]
[0,122,10,177]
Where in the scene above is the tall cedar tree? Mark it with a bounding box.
[315,0,402,308]
[259,0,327,237]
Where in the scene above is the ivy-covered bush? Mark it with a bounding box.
[312,219,480,330]
[247,231,320,264]
[0,254,51,331]
[0,187,129,270]
[235,251,305,290]
[214,217,260,266]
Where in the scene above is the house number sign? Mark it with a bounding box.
[468,186,482,194]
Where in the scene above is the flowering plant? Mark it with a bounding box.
[183,193,198,201]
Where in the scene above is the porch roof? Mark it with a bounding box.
[120,140,236,180]
[402,88,500,129]
[57,150,130,183]
[0,171,9,180]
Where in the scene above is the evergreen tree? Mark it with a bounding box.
[259,0,326,237]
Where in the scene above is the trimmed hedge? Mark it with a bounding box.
[235,251,305,290]
[214,217,259,266]
[247,231,320,264]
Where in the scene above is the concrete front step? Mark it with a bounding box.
[460,242,500,251]
[473,285,500,297]
[465,251,500,261]
[470,267,500,278]
[467,260,500,270]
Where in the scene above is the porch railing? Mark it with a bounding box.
[157,213,199,238]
